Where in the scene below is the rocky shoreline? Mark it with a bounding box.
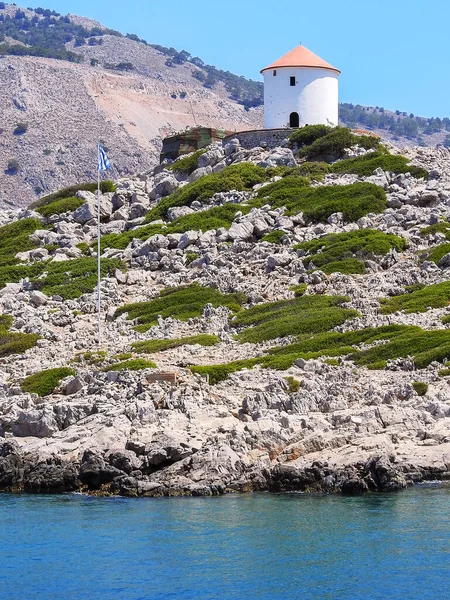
[1,131,450,499]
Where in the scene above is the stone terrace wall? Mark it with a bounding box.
[223,128,295,150]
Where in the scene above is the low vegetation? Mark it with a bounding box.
[29,257,125,300]
[379,282,450,314]
[103,358,156,372]
[233,294,358,344]
[30,181,115,210]
[260,230,286,244]
[251,181,387,223]
[331,152,428,179]
[0,217,41,269]
[167,150,206,175]
[132,334,220,354]
[290,126,381,160]
[423,243,450,266]
[21,367,75,397]
[442,315,450,325]
[412,381,428,396]
[115,284,246,332]
[36,196,84,218]
[144,163,268,222]
[0,314,39,357]
[421,221,450,240]
[191,324,450,383]
[295,229,407,274]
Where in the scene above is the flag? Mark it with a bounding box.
[98,144,111,171]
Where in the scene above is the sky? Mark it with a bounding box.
[35,0,450,118]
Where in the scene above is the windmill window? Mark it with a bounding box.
[273,70,277,76]
[290,77,296,86]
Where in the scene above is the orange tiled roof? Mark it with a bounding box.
[261,45,340,75]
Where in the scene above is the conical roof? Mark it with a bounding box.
[261,45,340,75]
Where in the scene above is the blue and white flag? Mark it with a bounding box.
[98,144,111,171]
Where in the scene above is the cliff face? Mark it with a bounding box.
[0,129,449,496]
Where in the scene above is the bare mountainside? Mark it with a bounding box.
[0,37,262,208]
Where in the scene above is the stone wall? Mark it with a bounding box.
[223,128,295,150]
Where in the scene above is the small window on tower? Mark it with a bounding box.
[273,70,277,76]
[290,76,296,86]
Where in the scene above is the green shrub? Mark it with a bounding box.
[112,353,133,361]
[294,162,331,181]
[185,251,199,265]
[285,376,300,393]
[132,334,220,354]
[424,243,450,266]
[379,282,450,315]
[442,315,450,325]
[297,127,380,160]
[295,229,407,274]
[412,381,428,396]
[0,217,42,270]
[233,294,358,344]
[30,181,116,209]
[190,359,260,385]
[144,163,268,222]
[36,196,84,218]
[331,152,428,179]
[76,242,90,256]
[289,125,333,147]
[290,283,308,297]
[167,149,206,175]
[251,181,386,223]
[260,230,286,244]
[73,350,107,365]
[0,314,13,331]
[30,257,125,300]
[438,368,450,377]
[421,221,450,240]
[115,284,246,331]
[21,367,75,397]
[103,358,156,372]
[7,159,20,173]
[14,123,28,135]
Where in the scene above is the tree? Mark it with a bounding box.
[7,158,20,174]
[14,123,28,135]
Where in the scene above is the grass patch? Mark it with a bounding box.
[115,284,246,332]
[420,221,450,240]
[36,196,84,218]
[294,162,331,181]
[0,313,40,357]
[103,358,156,372]
[30,257,125,300]
[167,149,206,175]
[412,381,428,396]
[144,163,268,222]
[424,243,450,266]
[260,230,286,244]
[73,350,107,365]
[233,294,358,344]
[442,315,450,325]
[251,181,387,223]
[99,203,249,252]
[112,353,133,361]
[379,282,450,315]
[190,325,450,383]
[331,152,428,179]
[21,367,75,397]
[132,334,220,354]
[295,229,407,274]
[439,368,450,377]
[29,181,116,210]
[0,217,42,269]
[185,251,199,265]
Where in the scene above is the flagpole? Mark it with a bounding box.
[97,143,102,346]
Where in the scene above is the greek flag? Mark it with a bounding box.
[98,144,111,171]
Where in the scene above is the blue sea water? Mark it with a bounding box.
[0,486,449,600]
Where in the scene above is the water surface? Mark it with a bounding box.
[0,486,449,599]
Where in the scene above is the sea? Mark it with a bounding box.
[0,485,449,600]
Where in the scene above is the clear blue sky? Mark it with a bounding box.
[37,0,450,118]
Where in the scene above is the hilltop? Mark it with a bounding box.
[1,3,450,209]
[0,125,449,496]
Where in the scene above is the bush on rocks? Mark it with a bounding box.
[379,282,450,314]
[295,229,407,275]
[21,367,75,397]
[115,284,246,332]
[0,313,40,357]
[36,196,84,218]
[412,381,428,396]
[103,358,156,372]
[331,152,428,179]
[132,334,220,354]
[252,181,387,223]
[30,181,116,210]
[167,150,206,175]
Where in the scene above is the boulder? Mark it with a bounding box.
[30,290,48,308]
[228,221,254,241]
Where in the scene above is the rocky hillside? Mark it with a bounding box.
[0,4,262,208]
[0,125,449,496]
